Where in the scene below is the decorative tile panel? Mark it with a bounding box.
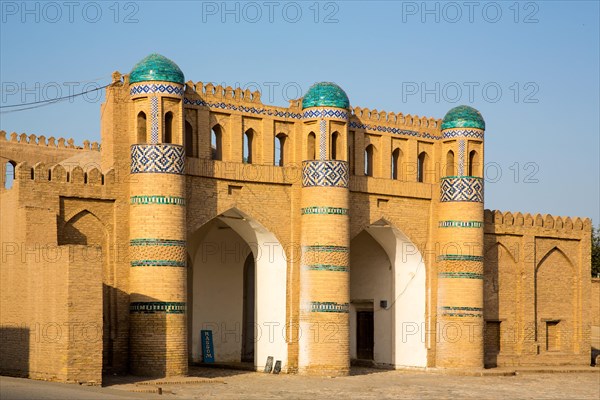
[130,302,186,314]
[130,83,184,97]
[319,118,327,160]
[458,139,466,176]
[303,109,349,120]
[302,245,349,253]
[131,144,185,174]
[438,220,483,228]
[302,160,349,188]
[130,238,186,247]
[183,98,303,119]
[130,195,185,206]
[130,260,186,267]
[150,96,159,143]
[438,272,483,279]
[439,306,483,318]
[438,255,484,262]
[308,302,349,313]
[440,176,484,203]
[442,128,484,140]
[301,207,348,215]
[303,264,349,272]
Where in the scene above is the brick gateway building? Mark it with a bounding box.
[0,54,595,383]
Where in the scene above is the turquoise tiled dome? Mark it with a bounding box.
[302,82,349,109]
[441,105,485,130]
[130,54,184,85]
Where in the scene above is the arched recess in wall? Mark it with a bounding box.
[137,112,147,144]
[243,129,255,164]
[349,219,427,368]
[211,125,223,160]
[307,132,316,160]
[483,241,518,366]
[391,148,402,180]
[364,144,375,177]
[164,112,173,144]
[331,131,340,160]
[274,133,287,166]
[187,208,288,370]
[445,150,455,176]
[185,120,195,157]
[469,150,480,177]
[4,160,16,189]
[417,151,429,183]
[535,247,575,353]
[58,210,115,372]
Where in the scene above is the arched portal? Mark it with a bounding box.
[187,208,287,370]
[350,220,427,368]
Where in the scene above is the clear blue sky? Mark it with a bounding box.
[1,1,598,223]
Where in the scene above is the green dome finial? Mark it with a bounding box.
[130,53,184,85]
[302,82,349,109]
[441,105,485,130]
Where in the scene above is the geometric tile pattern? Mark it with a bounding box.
[438,220,483,228]
[301,207,348,215]
[439,306,483,318]
[130,238,186,246]
[308,302,350,313]
[131,144,185,174]
[182,98,443,141]
[130,195,185,206]
[302,160,349,188]
[458,139,465,176]
[440,177,484,203]
[130,260,186,267]
[150,97,159,144]
[303,109,349,120]
[129,302,186,314]
[303,264,349,272]
[438,272,484,279]
[184,98,303,119]
[130,83,184,97]
[319,118,327,160]
[442,128,484,140]
[437,255,484,262]
[302,245,349,253]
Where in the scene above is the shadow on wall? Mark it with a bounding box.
[0,327,29,377]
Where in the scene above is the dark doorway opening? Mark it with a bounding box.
[356,311,374,360]
[241,253,255,363]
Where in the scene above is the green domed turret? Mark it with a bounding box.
[441,105,485,130]
[302,82,349,109]
[130,53,184,85]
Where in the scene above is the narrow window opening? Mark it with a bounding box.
[364,145,374,177]
[392,148,401,180]
[417,151,428,182]
[243,129,254,164]
[275,133,286,166]
[136,111,147,143]
[446,150,455,176]
[185,121,194,156]
[331,132,339,160]
[307,132,316,160]
[164,112,173,144]
[211,125,222,161]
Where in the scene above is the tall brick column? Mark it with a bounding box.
[127,55,188,377]
[298,94,351,375]
[436,106,486,368]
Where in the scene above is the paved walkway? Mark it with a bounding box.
[2,367,599,400]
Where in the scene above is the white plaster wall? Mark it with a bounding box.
[189,209,288,370]
[367,224,427,368]
[349,222,427,368]
[349,231,393,364]
[191,223,250,363]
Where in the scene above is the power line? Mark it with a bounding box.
[0,83,110,113]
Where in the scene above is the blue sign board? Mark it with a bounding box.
[201,330,215,363]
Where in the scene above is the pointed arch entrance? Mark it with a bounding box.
[350,219,427,368]
[187,208,288,370]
